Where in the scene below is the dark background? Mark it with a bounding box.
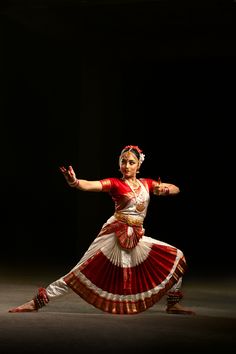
[0,0,235,278]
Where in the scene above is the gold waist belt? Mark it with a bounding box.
[114,212,143,227]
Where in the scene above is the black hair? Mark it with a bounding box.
[122,148,140,160]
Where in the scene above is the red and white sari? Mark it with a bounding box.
[47,177,187,314]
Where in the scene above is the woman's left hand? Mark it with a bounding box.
[154,183,170,196]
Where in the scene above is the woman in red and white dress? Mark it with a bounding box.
[9,145,195,315]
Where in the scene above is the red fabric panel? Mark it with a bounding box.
[80,244,178,295]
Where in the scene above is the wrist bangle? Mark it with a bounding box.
[68,178,79,187]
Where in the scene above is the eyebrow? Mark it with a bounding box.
[121,158,136,162]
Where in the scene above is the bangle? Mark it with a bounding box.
[68,178,79,188]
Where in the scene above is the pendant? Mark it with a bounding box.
[136,203,145,212]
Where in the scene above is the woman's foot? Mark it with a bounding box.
[8,300,37,313]
[166,302,196,315]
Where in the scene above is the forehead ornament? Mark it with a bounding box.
[120,145,145,165]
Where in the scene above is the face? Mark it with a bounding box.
[119,151,139,178]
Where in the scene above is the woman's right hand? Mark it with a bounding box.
[59,165,77,185]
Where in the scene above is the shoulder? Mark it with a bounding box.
[140,178,157,192]
[99,177,122,192]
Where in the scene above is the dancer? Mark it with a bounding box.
[9,145,195,315]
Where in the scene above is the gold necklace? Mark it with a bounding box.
[123,178,139,189]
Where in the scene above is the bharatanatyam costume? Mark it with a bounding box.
[42,177,187,314]
[10,146,191,315]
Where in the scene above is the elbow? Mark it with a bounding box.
[172,186,180,195]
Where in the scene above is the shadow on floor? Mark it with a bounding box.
[0,264,236,354]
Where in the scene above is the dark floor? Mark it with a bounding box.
[0,264,236,354]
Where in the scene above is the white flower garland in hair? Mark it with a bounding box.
[139,153,145,165]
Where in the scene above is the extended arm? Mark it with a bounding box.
[59,166,102,192]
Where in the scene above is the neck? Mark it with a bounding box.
[123,177,136,181]
[122,177,139,187]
